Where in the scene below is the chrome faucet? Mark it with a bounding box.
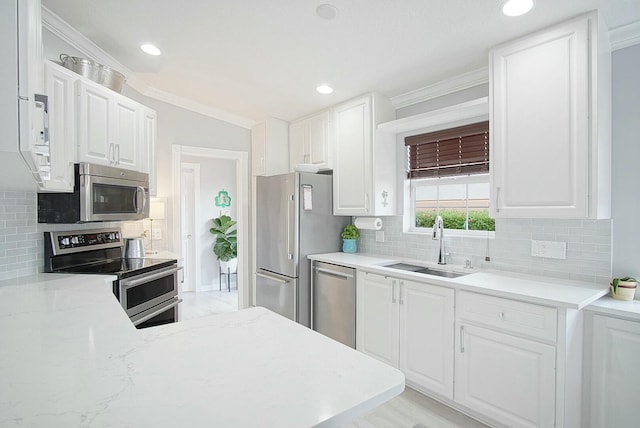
[432,215,446,265]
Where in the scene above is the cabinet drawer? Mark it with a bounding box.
[457,291,557,342]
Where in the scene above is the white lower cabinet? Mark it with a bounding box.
[455,323,556,428]
[356,272,455,398]
[587,314,640,428]
[356,274,586,428]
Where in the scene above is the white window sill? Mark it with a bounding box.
[405,227,496,239]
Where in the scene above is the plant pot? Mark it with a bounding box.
[220,258,238,274]
[610,281,637,301]
[343,239,357,253]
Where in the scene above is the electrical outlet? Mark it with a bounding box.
[531,240,566,259]
[375,230,385,242]
[152,229,162,240]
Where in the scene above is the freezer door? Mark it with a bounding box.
[255,269,297,322]
[256,173,296,277]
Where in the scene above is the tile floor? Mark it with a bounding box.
[179,283,487,428]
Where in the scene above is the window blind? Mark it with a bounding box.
[405,121,489,179]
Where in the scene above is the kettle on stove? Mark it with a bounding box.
[124,237,145,258]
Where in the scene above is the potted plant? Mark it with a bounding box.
[210,215,238,273]
[341,224,360,253]
[610,276,638,301]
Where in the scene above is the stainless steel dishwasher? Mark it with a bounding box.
[311,260,356,348]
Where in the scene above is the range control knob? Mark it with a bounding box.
[71,236,80,245]
[60,237,70,246]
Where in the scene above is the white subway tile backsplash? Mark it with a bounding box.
[359,216,612,284]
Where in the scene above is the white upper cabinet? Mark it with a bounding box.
[289,110,330,169]
[251,117,289,176]
[77,79,145,172]
[490,13,610,219]
[141,107,158,195]
[42,60,77,191]
[332,93,396,216]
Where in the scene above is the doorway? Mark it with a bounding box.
[180,162,200,293]
[172,145,250,315]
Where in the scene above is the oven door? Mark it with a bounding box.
[119,265,180,318]
[131,297,181,329]
[80,174,150,222]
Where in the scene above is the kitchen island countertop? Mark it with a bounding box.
[0,274,404,427]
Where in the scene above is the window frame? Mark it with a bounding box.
[405,173,495,238]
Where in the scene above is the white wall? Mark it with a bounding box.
[611,43,640,287]
[182,155,237,288]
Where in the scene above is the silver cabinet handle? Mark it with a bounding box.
[460,325,465,353]
[364,193,370,212]
[315,267,353,279]
[495,186,501,213]
[115,144,120,165]
[391,280,397,303]
[399,281,404,305]
[109,143,115,165]
[256,272,288,284]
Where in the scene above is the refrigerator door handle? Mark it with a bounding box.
[256,271,289,284]
[287,194,294,260]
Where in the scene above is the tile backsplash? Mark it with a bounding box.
[358,216,612,285]
[0,191,121,281]
[0,192,613,285]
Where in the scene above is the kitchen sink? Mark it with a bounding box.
[383,263,467,279]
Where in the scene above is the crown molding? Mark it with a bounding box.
[41,6,254,129]
[144,87,255,129]
[609,20,640,51]
[391,67,489,109]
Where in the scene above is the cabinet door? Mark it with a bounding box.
[113,95,140,170]
[399,280,454,399]
[77,80,112,165]
[251,121,266,176]
[42,61,76,191]
[333,96,372,215]
[142,108,157,195]
[356,272,399,367]
[289,120,307,168]
[490,18,589,218]
[307,111,329,165]
[455,323,556,428]
[589,315,640,428]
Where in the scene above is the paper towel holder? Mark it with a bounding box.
[354,217,383,230]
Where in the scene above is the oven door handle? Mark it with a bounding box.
[132,298,182,327]
[123,266,183,287]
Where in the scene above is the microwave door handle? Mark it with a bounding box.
[138,186,147,214]
[133,186,146,214]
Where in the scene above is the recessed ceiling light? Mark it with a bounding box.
[316,85,333,95]
[140,43,162,56]
[502,0,534,17]
[316,4,338,20]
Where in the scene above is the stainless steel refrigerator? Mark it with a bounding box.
[256,172,350,327]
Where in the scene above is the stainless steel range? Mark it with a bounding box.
[44,228,181,329]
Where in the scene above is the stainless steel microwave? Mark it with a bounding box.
[38,163,150,223]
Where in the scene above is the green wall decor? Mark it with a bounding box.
[215,189,231,208]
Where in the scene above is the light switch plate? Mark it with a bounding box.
[152,229,162,240]
[375,230,384,242]
[531,240,566,259]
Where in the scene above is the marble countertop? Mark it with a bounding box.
[0,274,404,427]
[308,252,608,310]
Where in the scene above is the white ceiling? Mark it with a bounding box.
[41,0,640,125]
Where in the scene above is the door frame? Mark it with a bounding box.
[180,161,201,293]
[172,145,250,309]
